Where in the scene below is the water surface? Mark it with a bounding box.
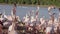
[0,5,59,20]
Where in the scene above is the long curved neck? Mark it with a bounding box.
[11,3,17,31]
[11,22,15,30]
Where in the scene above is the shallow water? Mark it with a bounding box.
[0,4,59,20]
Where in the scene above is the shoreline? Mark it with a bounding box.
[0,3,60,8]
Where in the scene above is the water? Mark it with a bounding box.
[0,4,59,20]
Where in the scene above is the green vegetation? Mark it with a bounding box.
[0,0,60,6]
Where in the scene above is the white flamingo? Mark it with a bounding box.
[8,3,17,34]
[45,6,55,34]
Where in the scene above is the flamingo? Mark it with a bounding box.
[8,3,18,34]
[45,6,56,34]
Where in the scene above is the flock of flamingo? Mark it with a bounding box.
[0,3,60,34]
